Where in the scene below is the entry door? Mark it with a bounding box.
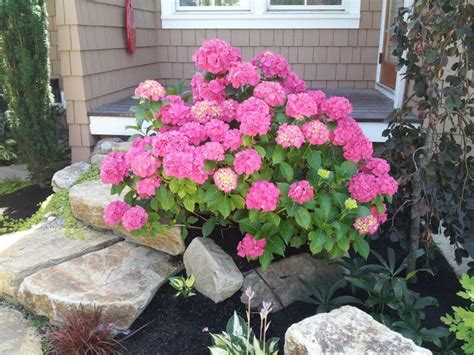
[379,0,403,89]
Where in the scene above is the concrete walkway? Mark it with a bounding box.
[0,164,29,182]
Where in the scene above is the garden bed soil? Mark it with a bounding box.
[0,185,52,221]
[122,227,468,355]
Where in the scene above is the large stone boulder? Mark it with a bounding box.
[18,242,183,331]
[0,306,42,355]
[0,226,120,300]
[69,180,185,255]
[51,161,90,192]
[183,237,243,303]
[241,254,343,312]
[284,306,431,355]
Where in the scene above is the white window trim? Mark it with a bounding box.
[161,0,361,29]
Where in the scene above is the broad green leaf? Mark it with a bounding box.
[279,162,294,181]
[266,236,285,256]
[259,250,273,268]
[203,186,223,204]
[353,206,371,218]
[217,196,232,218]
[267,212,281,227]
[230,194,245,210]
[183,196,195,211]
[317,193,332,221]
[272,145,285,165]
[202,217,216,237]
[295,207,311,230]
[306,149,322,170]
[337,161,358,179]
[279,220,295,243]
[353,238,370,259]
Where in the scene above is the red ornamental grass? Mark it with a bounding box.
[48,306,124,355]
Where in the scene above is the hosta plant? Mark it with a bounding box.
[169,274,197,298]
[100,39,398,267]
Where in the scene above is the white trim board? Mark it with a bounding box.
[89,115,394,143]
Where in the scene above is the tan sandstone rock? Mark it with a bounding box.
[0,226,120,300]
[184,237,243,303]
[241,253,343,312]
[0,306,42,355]
[18,241,183,331]
[284,305,432,355]
[69,180,185,255]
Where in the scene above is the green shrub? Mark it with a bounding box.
[442,274,474,354]
[0,0,68,185]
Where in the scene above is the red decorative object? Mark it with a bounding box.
[126,0,136,54]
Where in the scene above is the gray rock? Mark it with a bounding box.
[0,305,42,355]
[184,237,243,303]
[0,226,121,300]
[51,161,90,192]
[284,306,431,355]
[18,242,183,331]
[0,164,29,182]
[92,137,123,155]
[241,254,343,312]
[69,180,185,255]
[112,141,132,152]
[89,153,107,167]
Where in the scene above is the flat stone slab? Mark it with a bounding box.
[0,226,121,299]
[51,161,90,192]
[0,164,29,182]
[69,180,185,255]
[284,305,431,354]
[18,241,183,331]
[184,237,243,303]
[241,254,343,312]
[0,305,42,355]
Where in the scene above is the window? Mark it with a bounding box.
[161,0,361,29]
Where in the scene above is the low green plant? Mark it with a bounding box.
[209,288,279,355]
[0,138,17,163]
[0,177,31,196]
[299,279,362,314]
[73,165,100,185]
[169,274,196,298]
[442,274,474,354]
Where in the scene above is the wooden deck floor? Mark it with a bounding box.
[88,89,417,123]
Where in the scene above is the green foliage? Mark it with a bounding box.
[442,274,474,353]
[209,312,279,355]
[73,165,100,185]
[380,0,473,265]
[169,274,197,298]
[0,0,68,185]
[0,138,17,162]
[0,177,31,196]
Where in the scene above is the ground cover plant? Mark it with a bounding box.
[100,39,398,267]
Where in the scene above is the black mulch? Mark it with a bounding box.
[121,226,468,355]
[0,185,52,221]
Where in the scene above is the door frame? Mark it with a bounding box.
[375,0,414,109]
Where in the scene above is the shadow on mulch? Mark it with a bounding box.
[122,227,468,355]
[0,185,52,221]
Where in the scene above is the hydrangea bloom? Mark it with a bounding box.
[288,180,314,204]
[237,234,267,258]
[130,151,160,178]
[219,99,239,122]
[331,117,362,146]
[192,39,241,74]
[251,51,290,78]
[163,150,195,180]
[136,176,161,199]
[152,131,191,157]
[371,204,388,224]
[360,157,390,177]
[134,80,166,101]
[213,168,238,193]
[100,152,128,185]
[191,100,222,123]
[227,62,260,89]
[377,174,398,197]
[354,215,379,235]
[285,93,318,120]
[179,122,208,145]
[233,149,262,175]
[349,173,380,203]
[122,206,148,231]
[342,135,373,162]
[200,141,225,162]
[205,119,230,142]
[221,129,242,151]
[253,81,286,107]
[104,201,130,227]
[301,120,330,145]
[191,73,227,103]
[283,71,305,94]
[276,124,305,148]
[308,90,327,108]
[237,97,271,137]
[157,95,191,126]
[246,180,280,212]
[321,96,352,121]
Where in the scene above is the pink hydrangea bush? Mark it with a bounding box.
[101,39,398,266]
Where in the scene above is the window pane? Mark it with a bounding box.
[179,0,241,6]
[270,0,342,4]
[307,0,342,4]
[270,0,305,4]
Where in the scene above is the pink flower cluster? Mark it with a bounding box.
[253,81,286,107]
[349,171,398,203]
[233,149,262,175]
[192,39,241,74]
[246,181,280,212]
[301,120,330,145]
[286,93,318,120]
[236,97,271,137]
[288,180,314,204]
[134,80,166,101]
[104,201,148,232]
[213,168,238,193]
[227,62,260,89]
[322,96,352,121]
[251,51,290,78]
[331,117,373,162]
[237,234,267,259]
[276,124,304,148]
